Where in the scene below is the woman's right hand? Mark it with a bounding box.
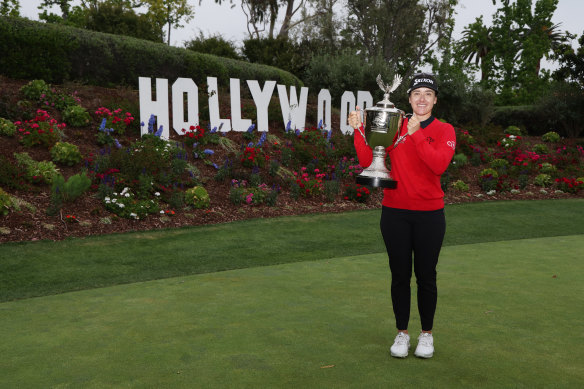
[348,106,362,129]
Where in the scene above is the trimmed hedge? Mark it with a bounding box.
[491,105,549,136]
[0,16,302,88]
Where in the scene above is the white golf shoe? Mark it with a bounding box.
[390,332,410,358]
[414,332,434,358]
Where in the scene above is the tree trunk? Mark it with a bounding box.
[278,0,296,39]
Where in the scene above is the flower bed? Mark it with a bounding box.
[0,76,582,243]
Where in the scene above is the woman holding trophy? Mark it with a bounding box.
[348,73,456,359]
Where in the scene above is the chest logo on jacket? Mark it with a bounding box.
[447,141,456,150]
[425,136,435,144]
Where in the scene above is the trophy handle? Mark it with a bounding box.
[356,126,368,146]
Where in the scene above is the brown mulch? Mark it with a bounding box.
[0,76,581,244]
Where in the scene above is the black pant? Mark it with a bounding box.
[380,206,446,332]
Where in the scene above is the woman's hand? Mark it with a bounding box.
[348,106,363,129]
[407,114,421,135]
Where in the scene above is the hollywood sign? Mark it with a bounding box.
[139,77,375,139]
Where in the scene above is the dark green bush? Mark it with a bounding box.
[0,16,301,89]
[51,172,92,204]
[490,105,548,136]
[186,33,241,60]
[305,52,395,105]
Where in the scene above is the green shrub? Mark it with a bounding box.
[0,187,13,216]
[534,81,584,138]
[0,117,16,136]
[0,155,27,189]
[62,105,91,127]
[504,125,522,136]
[48,172,92,214]
[519,173,530,189]
[451,153,468,168]
[532,143,550,155]
[19,79,51,101]
[185,33,241,60]
[490,158,510,174]
[0,17,301,88]
[185,186,210,209]
[542,131,561,143]
[14,152,60,184]
[305,52,393,105]
[534,173,553,187]
[452,180,469,192]
[50,142,83,166]
[539,162,557,175]
[324,179,340,202]
[479,168,499,192]
[491,105,547,136]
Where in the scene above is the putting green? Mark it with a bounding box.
[1,235,583,388]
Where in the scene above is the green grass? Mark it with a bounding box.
[1,235,582,388]
[1,199,583,302]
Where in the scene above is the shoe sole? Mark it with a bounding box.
[414,351,433,358]
[390,349,409,358]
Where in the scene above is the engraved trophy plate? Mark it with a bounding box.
[355,74,405,189]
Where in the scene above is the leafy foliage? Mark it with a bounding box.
[0,16,301,88]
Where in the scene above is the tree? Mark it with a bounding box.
[344,0,458,79]
[216,0,331,40]
[83,2,163,42]
[0,0,20,17]
[141,0,194,45]
[455,16,494,82]
[455,0,564,104]
[291,0,341,50]
[38,0,73,20]
[552,32,584,86]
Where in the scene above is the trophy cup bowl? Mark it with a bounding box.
[355,75,404,189]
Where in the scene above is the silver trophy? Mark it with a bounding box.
[355,74,405,189]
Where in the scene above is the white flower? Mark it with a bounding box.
[160,210,165,214]
[130,212,138,218]
[511,189,520,194]
[154,192,160,196]
[540,189,548,194]
[118,203,125,208]
[104,197,110,202]
[124,193,130,198]
[112,198,117,203]
[487,190,496,195]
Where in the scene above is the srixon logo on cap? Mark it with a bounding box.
[413,78,434,85]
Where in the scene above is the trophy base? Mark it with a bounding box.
[356,176,397,189]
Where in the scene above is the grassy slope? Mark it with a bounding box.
[1,199,583,302]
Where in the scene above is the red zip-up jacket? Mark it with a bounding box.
[354,116,456,211]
